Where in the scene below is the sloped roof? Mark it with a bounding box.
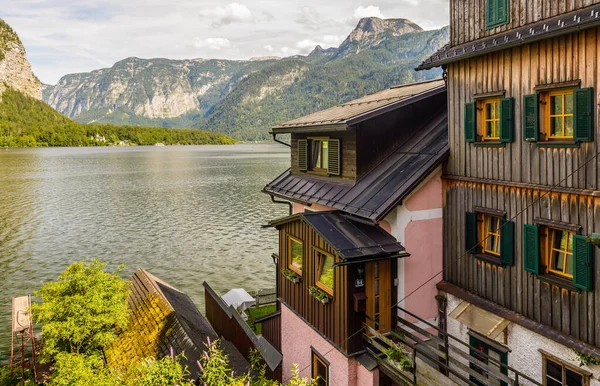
[264,109,448,222]
[417,4,600,70]
[271,79,445,132]
[106,269,248,379]
[270,210,408,262]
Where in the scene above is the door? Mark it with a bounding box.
[365,260,392,332]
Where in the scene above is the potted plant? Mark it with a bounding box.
[281,269,301,284]
[385,342,413,371]
[308,286,330,304]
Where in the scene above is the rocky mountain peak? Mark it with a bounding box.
[0,18,41,100]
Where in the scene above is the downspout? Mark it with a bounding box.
[271,132,291,148]
[270,194,292,216]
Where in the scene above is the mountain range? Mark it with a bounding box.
[43,18,449,141]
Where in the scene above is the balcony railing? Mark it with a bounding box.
[363,306,542,386]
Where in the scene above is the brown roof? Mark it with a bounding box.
[417,4,600,71]
[271,79,445,132]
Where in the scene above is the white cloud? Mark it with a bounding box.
[353,5,384,19]
[263,44,273,52]
[295,34,345,54]
[199,3,253,27]
[193,37,231,50]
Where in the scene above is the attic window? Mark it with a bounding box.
[297,138,340,176]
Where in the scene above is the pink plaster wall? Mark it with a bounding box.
[403,217,443,320]
[404,169,443,211]
[280,304,376,386]
[292,202,335,214]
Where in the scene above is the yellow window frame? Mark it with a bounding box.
[312,351,329,386]
[544,89,574,140]
[288,235,303,275]
[481,98,501,141]
[542,354,590,386]
[479,213,501,257]
[315,248,334,296]
[545,227,574,279]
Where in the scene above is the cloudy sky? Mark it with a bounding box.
[1,0,448,84]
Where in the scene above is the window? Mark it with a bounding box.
[288,236,303,275]
[546,228,574,279]
[312,350,329,386]
[543,355,589,386]
[469,335,508,386]
[297,138,340,176]
[464,97,514,144]
[465,211,514,265]
[523,88,594,143]
[523,223,593,291]
[482,99,501,141]
[315,249,334,295]
[485,0,509,29]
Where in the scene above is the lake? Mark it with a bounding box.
[0,144,290,359]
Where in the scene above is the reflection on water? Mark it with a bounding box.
[0,144,290,358]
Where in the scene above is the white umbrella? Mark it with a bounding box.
[221,288,256,312]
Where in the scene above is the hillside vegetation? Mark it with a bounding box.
[0,88,235,147]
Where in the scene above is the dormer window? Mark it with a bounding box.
[297,137,340,176]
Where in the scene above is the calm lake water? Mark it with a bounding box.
[0,144,290,359]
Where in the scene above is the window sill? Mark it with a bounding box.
[534,141,580,148]
[475,254,504,266]
[473,142,506,148]
[536,273,580,293]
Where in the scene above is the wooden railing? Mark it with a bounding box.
[363,306,542,386]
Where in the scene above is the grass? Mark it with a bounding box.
[246,304,277,335]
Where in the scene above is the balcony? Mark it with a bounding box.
[362,306,542,386]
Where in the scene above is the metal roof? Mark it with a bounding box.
[264,109,448,222]
[417,4,600,71]
[270,210,408,261]
[271,79,445,132]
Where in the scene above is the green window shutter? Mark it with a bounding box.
[500,218,515,265]
[523,94,539,142]
[500,97,515,143]
[497,0,509,25]
[523,224,539,274]
[465,102,477,143]
[573,234,593,291]
[574,87,594,142]
[298,139,308,171]
[465,212,479,254]
[327,139,340,176]
[485,0,496,29]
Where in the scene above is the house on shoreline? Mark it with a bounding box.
[260,79,452,385]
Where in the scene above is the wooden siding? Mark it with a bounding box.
[261,314,281,352]
[447,28,600,190]
[277,219,359,353]
[450,0,600,46]
[444,179,600,346]
[291,131,356,180]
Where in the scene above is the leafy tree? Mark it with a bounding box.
[32,260,130,361]
[46,353,117,386]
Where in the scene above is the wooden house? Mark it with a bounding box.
[417,1,600,384]
[261,80,452,385]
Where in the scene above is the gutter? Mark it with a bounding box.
[271,132,290,148]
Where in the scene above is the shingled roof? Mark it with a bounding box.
[417,4,600,70]
[269,210,409,263]
[264,108,448,222]
[106,269,248,379]
[271,79,445,132]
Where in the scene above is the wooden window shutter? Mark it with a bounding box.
[523,224,539,274]
[298,139,308,171]
[574,87,594,142]
[328,139,340,176]
[497,0,509,25]
[485,0,496,28]
[523,94,539,141]
[465,212,479,254]
[464,102,476,143]
[499,97,515,143]
[500,218,515,265]
[573,234,593,291]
